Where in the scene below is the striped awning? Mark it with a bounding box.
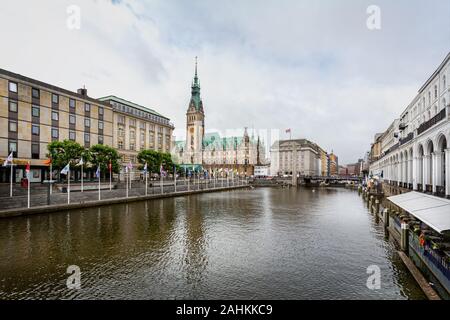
[387,191,450,233]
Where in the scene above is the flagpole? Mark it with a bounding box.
[81,165,84,192]
[145,171,148,196]
[98,168,101,201]
[10,162,13,198]
[126,170,129,198]
[109,168,112,191]
[50,162,53,195]
[27,164,30,208]
[67,169,70,204]
[161,172,163,194]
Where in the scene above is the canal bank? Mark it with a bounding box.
[0,187,426,299]
[358,185,449,300]
[0,184,249,219]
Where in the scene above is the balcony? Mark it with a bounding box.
[417,108,446,135]
[399,122,408,130]
[399,132,414,146]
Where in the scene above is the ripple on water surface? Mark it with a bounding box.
[0,188,426,299]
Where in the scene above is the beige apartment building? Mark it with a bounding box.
[0,69,113,183]
[98,96,174,167]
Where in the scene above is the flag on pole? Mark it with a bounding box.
[95,166,100,179]
[285,128,291,133]
[127,161,133,170]
[108,160,112,172]
[76,157,84,166]
[25,162,30,176]
[160,164,165,176]
[3,152,13,166]
[60,163,70,175]
[143,162,148,174]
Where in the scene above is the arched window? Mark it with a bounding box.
[428,91,431,105]
[443,75,446,89]
[434,85,438,99]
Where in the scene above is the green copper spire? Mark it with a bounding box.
[190,56,203,111]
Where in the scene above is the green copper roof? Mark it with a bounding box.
[98,95,169,120]
[189,57,203,111]
[176,131,257,150]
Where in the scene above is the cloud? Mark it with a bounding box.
[0,0,449,163]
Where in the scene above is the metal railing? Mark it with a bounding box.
[417,108,446,135]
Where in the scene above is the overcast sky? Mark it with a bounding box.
[1,0,449,164]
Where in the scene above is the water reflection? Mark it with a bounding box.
[0,188,426,299]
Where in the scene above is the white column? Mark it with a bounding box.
[423,155,428,190]
[445,148,450,197]
[434,152,443,188]
[409,159,413,185]
[431,153,437,194]
[412,156,418,190]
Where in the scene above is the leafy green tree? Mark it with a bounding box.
[137,150,179,174]
[47,140,86,169]
[89,144,121,173]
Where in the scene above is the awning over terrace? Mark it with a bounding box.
[387,191,450,233]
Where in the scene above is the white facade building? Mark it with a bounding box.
[254,165,270,177]
[270,139,321,176]
[370,52,450,198]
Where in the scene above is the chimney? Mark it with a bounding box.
[77,86,87,96]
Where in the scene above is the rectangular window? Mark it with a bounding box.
[118,140,123,149]
[32,88,40,98]
[51,128,59,139]
[118,115,125,124]
[140,122,146,129]
[9,100,18,112]
[52,93,59,104]
[98,121,104,130]
[84,118,90,127]
[69,131,76,141]
[32,125,40,136]
[84,133,90,142]
[98,107,104,115]
[52,111,59,121]
[98,135,104,145]
[130,143,135,151]
[69,114,76,124]
[32,105,40,117]
[129,119,136,127]
[8,141,17,157]
[69,98,76,109]
[9,81,18,93]
[9,121,17,132]
[85,103,91,112]
[31,143,39,159]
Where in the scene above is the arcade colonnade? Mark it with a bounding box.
[374,131,450,198]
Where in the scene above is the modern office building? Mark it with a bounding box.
[0,69,113,183]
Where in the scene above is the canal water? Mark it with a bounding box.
[0,187,426,299]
